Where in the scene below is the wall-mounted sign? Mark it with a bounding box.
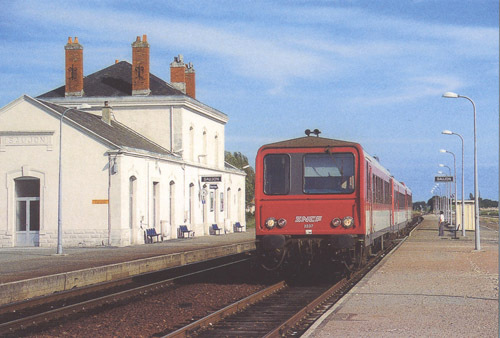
[435,176,453,182]
[201,176,221,182]
[92,199,109,204]
[0,131,54,151]
[210,184,218,189]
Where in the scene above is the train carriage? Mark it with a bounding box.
[255,132,412,272]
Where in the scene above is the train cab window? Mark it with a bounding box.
[303,153,355,194]
[264,154,290,195]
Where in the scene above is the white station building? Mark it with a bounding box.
[0,35,246,247]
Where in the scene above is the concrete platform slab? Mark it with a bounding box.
[0,229,255,305]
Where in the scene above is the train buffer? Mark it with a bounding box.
[145,228,162,243]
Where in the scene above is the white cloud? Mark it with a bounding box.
[6,1,498,102]
[10,2,497,88]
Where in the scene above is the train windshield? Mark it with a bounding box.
[304,153,355,194]
[264,154,290,195]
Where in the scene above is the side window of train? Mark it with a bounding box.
[263,154,290,195]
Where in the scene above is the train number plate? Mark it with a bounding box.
[305,229,313,235]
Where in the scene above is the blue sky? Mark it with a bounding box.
[0,0,498,202]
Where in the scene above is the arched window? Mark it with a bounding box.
[202,130,207,164]
[169,181,175,227]
[152,182,160,229]
[214,134,219,167]
[226,187,231,219]
[238,188,243,222]
[129,176,137,243]
[188,183,195,224]
[189,126,194,161]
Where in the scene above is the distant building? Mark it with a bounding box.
[0,35,246,247]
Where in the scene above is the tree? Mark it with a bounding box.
[225,151,255,211]
[480,198,498,208]
[413,201,427,211]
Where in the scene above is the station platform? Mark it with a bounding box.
[304,214,499,337]
[0,229,255,306]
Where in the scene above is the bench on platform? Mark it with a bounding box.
[179,225,194,238]
[146,228,162,243]
[234,222,244,232]
[211,224,223,235]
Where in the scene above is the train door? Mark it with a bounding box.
[394,188,399,227]
[390,179,394,231]
[368,165,373,235]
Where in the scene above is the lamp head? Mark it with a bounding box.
[442,130,453,135]
[442,91,459,98]
[439,164,445,167]
[439,149,447,153]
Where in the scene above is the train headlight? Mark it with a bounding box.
[331,218,341,228]
[265,217,276,229]
[277,218,287,228]
[342,216,354,228]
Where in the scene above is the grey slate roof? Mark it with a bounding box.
[37,61,185,98]
[37,99,172,156]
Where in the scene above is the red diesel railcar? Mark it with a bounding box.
[255,131,412,272]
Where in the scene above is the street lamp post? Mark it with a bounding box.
[57,104,90,255]
[57,108,72,254]
[442,130,465,236]
[435,185,442,213]
[430,189,434,210]
[437,171,448,221]
[439,165,452,227]
[440,149,457,234]
[442,92,480,250]
[432,185,441,213]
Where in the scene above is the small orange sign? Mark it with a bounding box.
[92,199,109,204]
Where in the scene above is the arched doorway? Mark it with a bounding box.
[15,177,40,246]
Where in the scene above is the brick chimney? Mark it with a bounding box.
[65,37,84,97]
[170,54,186,93]
[185,62,196,99]
[170,55,196,99]
[131,35,150,96]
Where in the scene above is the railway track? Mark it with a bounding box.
[0,252,253,337]
[165,217,422,337]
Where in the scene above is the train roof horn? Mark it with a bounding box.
[305,129,321,137]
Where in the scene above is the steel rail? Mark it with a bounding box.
[179,216,423,337]
[265,241,395,337]
[163,281,287,338]
[275,216,423,337]
[0,256,252,336]
[0,278,132,318]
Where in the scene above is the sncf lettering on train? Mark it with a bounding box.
[295,216,322,223]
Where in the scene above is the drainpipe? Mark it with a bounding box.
[170,106,174,152]
[107,154,112,246]
[147,161,150,230]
